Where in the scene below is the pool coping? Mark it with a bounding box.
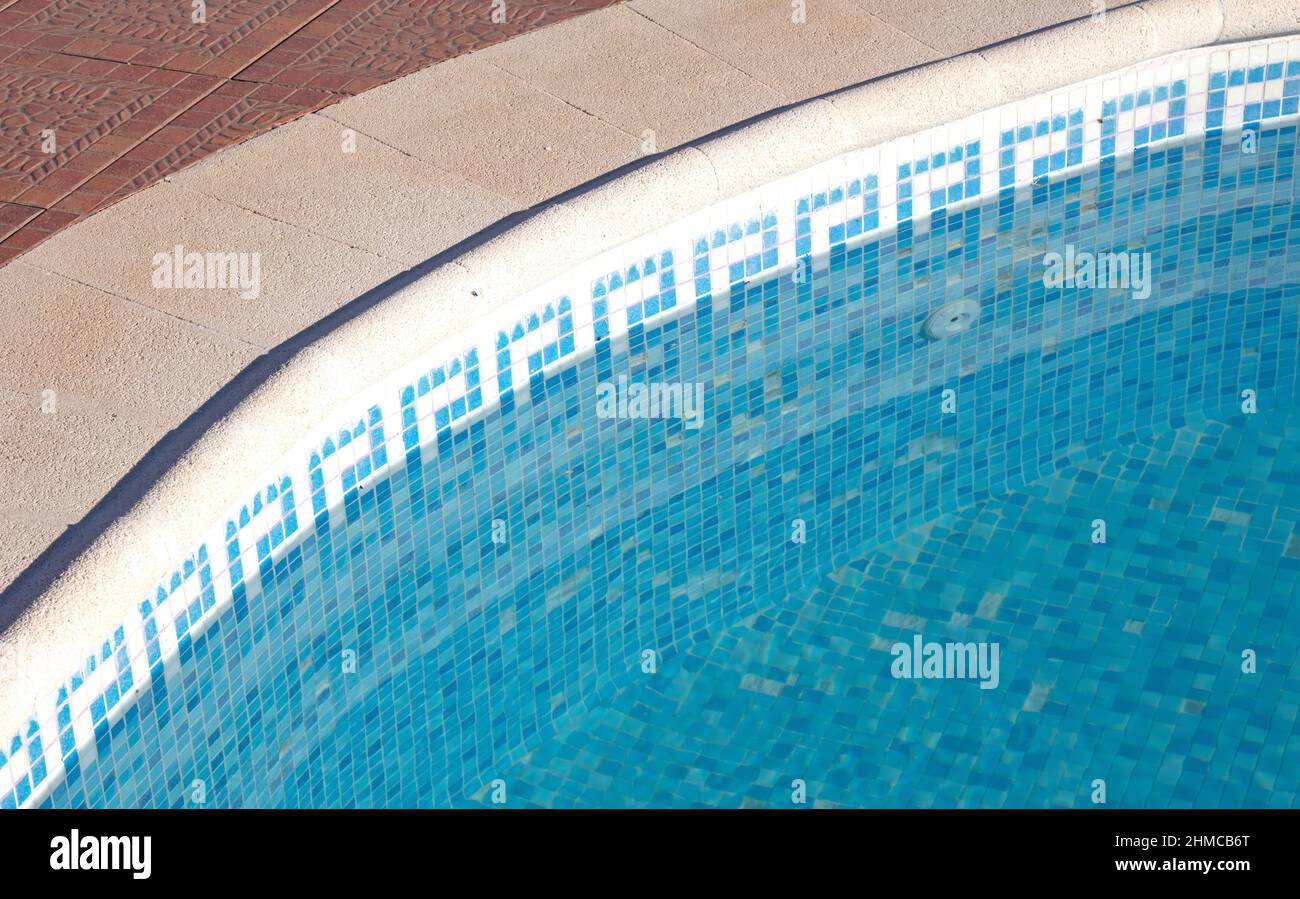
[1,0,1297,752]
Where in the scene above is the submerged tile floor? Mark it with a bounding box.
[501,407,1300,808]
[0,0,620,264]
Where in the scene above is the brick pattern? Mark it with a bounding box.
[0,0,620,265]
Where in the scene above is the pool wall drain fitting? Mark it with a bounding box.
[923,299,981,340]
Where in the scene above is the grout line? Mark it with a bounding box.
[24,262,272,354]
[313,110,524,209]
[847,3,943,54]
[623,3,788,99]
[169,179,405,265]
[0,202,43,243]
[483,59,644,141]
[228,72,354,95]
[18,46,240,78]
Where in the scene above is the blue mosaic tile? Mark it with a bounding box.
[502,407,1300,808]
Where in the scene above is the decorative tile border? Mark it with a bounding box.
[3,36,1299,808]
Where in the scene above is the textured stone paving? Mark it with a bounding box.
[0,0,619,265]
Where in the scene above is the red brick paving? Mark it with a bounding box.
[0,0,620,265]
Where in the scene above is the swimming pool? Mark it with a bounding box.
[3,38,1299,809]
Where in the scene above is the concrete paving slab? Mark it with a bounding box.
[0,263,256,424]
[628,0,940,102]
[17,183,404,349]
[855,0,1105,55]
[0,387,166,525]
[322,55,642,207]
[478,4,785,149]
[173,113,520,266]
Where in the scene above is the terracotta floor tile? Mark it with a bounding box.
[0,0,621,267]
[47,190,104,214]
[23,206,76,230]
[0,199,39,238]
[240,0,618,91]
[0,220,47,248]
[0,60,168,185]
[0,0,336,74]
[7,183,62,207]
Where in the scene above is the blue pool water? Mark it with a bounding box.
[35,119,1300,809]
[505,406,1300,807]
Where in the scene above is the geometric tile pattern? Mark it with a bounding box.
[0,62,164,197]
[0,0,621,265]
[3,0,325,74]
[2,36,1299,807]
